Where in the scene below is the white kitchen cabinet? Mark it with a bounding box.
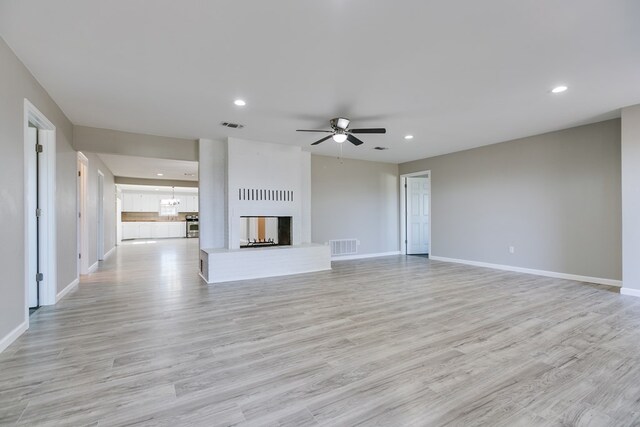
[141,194,158,212]
[122,193,133,211]
[131,194,143,212]
[169,222,186,238]
[122,221,186,240]
[152,222,169,238]
[122,190,198,212]
[138,223,152,238]
[181,195,198,212]
[122,222,139,239]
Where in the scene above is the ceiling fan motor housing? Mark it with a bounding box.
[331,117,350,130]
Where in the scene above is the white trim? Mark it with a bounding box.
[332,251,402,261]
[399,170,431,256]
[77,153,89,275]
[198,272,209,283]
[97,170,105,261]
[0,321,28,354]
[104,246,116,260]
[24,99,57,328]
[87,261,99,274]
[56,278,79,302]
[430,256,622,287]
[620,287,640,298]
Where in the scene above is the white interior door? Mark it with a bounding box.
[27,127,38,308]
[406,176,430,255]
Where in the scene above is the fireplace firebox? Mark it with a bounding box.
[240,216,292,248]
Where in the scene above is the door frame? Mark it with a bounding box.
[24,99,57,321]
[77,152,89,275]
[399,170,431,255]
[97,170,105,260]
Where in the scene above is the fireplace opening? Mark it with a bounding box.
[240,216,292,248]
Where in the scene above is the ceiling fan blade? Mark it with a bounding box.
[349,128,387,134]
[311,135,333,145]
[347,134,364,146]
[296,129,333,133]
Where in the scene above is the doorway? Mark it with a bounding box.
[24,99,57,319]
[77,153,89,275]
[97,170,105,261]
[400,171,431,256]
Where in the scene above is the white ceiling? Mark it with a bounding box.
[98,154,198,181]
[2,1,639,163]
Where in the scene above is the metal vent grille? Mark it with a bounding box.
[238,188,293,202]
[221,122,244,129]
[330,239,358,256]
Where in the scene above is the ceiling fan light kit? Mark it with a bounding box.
[297,117,386,147]
[332,133,348,143]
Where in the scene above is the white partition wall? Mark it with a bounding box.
[198,137,328,283]
[622,105,640,297]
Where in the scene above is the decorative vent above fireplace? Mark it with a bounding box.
[238,188,294,202]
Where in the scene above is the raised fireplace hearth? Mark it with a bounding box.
[240,216,292,248]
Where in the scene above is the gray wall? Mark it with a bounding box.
[74,126,198,161]
[400,119,622,280]
[622,105,640,291]
[311,155,399,256]
[84,153,117,267]
[0,37,77,342]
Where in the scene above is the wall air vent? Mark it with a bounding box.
[221,122,244,129]
[373,146,389,150]
[329,239,359,256]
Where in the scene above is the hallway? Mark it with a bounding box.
[1,240,640,425]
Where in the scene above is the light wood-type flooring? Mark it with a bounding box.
[1,238,640,426]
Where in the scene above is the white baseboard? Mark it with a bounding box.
[87,261,99,274]
[56,278,79,302]
[429,256,622,288]
[332,251,401,261]
[0,320,28,354]
[103,246,116,260]
[621,287,640,298]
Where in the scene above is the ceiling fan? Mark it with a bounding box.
[297,117,386,146]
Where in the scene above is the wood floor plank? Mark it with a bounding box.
[1,238,639,426]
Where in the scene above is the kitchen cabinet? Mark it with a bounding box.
[142,194,159,212]
[121,191,198,213]
[138,222,152,238]
[122,221,186,240]
[181,195,199,212]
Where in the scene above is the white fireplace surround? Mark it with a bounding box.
[199,137,330,283]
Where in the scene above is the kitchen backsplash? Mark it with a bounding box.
[122,212,198,222]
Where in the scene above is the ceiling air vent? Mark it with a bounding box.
[373,146,389,150]
[221,122,244,129]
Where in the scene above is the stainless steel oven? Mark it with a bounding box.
[185,215,199,238]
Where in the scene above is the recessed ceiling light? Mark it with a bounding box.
[551,85,568,94]
[156,173,164,176]
[404,135,414,140]
[234,99,246,106]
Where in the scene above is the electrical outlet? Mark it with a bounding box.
[509,246,515,254]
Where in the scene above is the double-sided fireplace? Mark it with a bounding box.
[240,216,292,248]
